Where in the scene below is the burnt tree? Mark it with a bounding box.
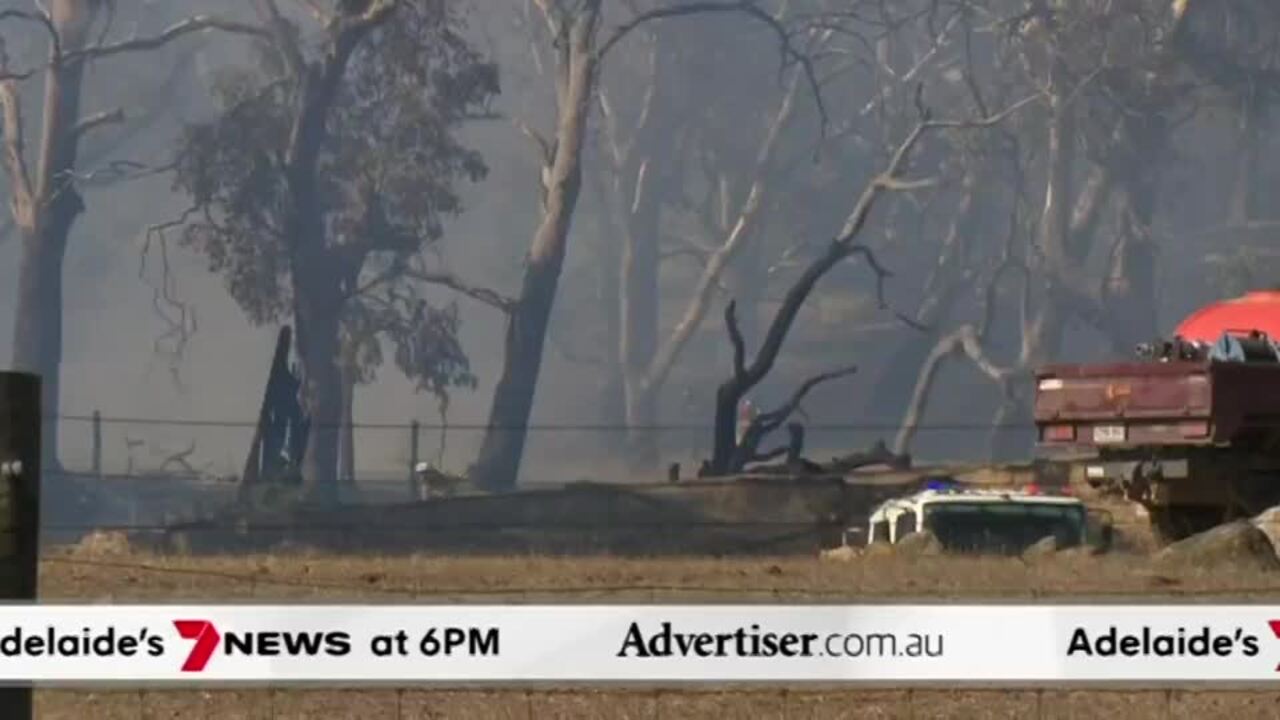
[708,93,1032,474]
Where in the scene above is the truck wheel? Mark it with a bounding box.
[1149,505,1227,544]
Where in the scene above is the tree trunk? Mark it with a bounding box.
[5,1,99,471]
[871,174,978,417]
[613,35,680,473]
[471,7,599,491]
[619,171,661,471]
[993,56,1074,460]
[296,290,342,504]
[591,176,626,449]
[472,252,574,491]
[1106,170,1160,347]
[11,227,71,472]
[1228,103,1260,227]
[338,360,356,488]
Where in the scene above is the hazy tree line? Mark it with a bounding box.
[1,0,1277,499]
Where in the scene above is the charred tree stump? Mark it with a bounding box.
[239,327,308,503]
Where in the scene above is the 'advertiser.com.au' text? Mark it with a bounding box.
[616,622,944,660]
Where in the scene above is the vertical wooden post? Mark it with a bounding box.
[407,420,420,500]
[91,409,102,480]
[0,372,41,719]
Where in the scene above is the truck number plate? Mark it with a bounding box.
[1093,424,1126,444]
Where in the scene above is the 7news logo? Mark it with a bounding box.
[173,620,351,672]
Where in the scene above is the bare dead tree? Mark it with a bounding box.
[0,3,265,469]
[616,61,808,471]
[890,1,1204,460]
[706,90,1034,475]
[466,0,603,492]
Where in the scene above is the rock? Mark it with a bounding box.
[820,545,858,562]
[1153,521,1280,573]
[893,531,944,557]
[1251,507,1280,554]
[1022,535,1061,561]
[69,530,131,558]
[863,541,895,558]
[1058,546,1100,560]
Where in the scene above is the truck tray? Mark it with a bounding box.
[1034,360,1280,450]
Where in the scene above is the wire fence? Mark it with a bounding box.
[43,409,1049,489]
[51,412,1053,431]
[31,685,1280,720]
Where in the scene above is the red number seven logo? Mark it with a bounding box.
[174,620,221,672]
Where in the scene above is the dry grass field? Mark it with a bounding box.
[28,545,1280,718]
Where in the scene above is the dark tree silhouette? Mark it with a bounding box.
[171,0,496,501]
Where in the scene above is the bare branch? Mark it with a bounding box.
[71,107,124,139]
[67,15,271,63]
[732,362,858,471]
[843,245,895,310]
[512,117,553,167]
[641,69,803,393]
[725,300,746,380]
[292,0,335,25]
[893,323,1021,456]
[759,363,859,434]
[663,233,718,258]
[709,89,1032,474]
[0,10,59,67]
[140,207,201,391]
[332,0,399,39]
[833,91,1036,248]
[597,1,830,132]
[0,76,35,229]
[157,439,200,475]
[405,269,515,313]
[875,175,940,191]
[60,158,177,188]
[253,0,306,77]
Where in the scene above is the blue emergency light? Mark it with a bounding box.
[923,477,958,491]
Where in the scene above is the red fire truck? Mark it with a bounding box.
[1034,291,1280,541]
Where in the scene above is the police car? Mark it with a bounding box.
[862,479,1101,554]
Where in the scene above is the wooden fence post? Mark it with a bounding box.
[91,409,102,480]
[407,420,420,500]
[0,372,41,719]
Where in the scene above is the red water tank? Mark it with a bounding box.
[1175,290,1280,343]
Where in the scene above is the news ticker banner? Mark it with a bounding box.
[0,605,1279,682]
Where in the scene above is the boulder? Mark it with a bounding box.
[1251,507,1280,554]
[863,541,895,558]
[1153,521,1280,573]
[893,531,944,557]
[820,545,858,562]
[69,530,131,558]
[1022,535,1061,561]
